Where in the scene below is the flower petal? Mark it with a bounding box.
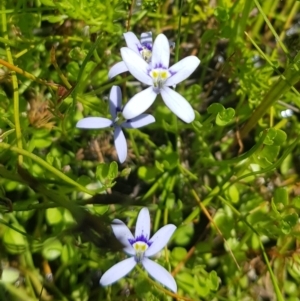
[122,87,157,120]
[99,257,136,286]
[109,86,122,119]
[166,56,200,86]
[76,117,112,129]
[142,258,177,292]
[114,126,127,163]
[160,86,195,123]
[145,224,176,257]
[151,33,170,69]
[140,32,152,46]
[111,219,135,255]
[135,207,151,240]
[124,32,142,54]
[122,114,155,129]
[108,61,128,79]
[120,47,152,86]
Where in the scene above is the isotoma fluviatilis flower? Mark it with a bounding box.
[76,86,155,163]
[109,32,153,79]
[119,33,200,123]
[99,207,177,292]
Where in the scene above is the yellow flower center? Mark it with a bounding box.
[133,241,149,262]
[150,69,170,89]
[140,47,152,63]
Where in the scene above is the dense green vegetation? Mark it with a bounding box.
[0,0,300,300]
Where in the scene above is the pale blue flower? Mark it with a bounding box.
[117,33,200,123]
[100,207,177,292]
[76,86,155,163]
[109,32,153,79]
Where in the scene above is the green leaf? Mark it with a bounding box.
[154,160,165,173]
[39,0,55,6]
[93,205,109,215]
[226,184,240,203]
[274,187,288,208]
[214,7,229,22]
[162,152,178,170]
[42,14,68,23]
[216,108,235,126]
[3,225,27,254]
[207,103,224,114]
[120,167,131,178]
[209,271,219,291]
[66,61,80,82]
[271,199,280,216]
[201,29,218,44]
[1,268,20,283]
[135,279,152,295]
[96,163,110,182]
[263,128,277,145]
[61,244,76,264]
[273,129,287,145]
[293,196,300,209]
[31,130,53,148]
[77,175,92,186]
[194,274,210,297]
[279,214,298,235]
[263,128,287,146]
[253,145,280,168]
[42,238,63,260]
[214,209,234,238]
[138,166,159,183]
[283,213,298,227]
[69,47,89,61]
[178,272,194,284]
[166,193,175,209]
[46,208,63,225]
[280,153,292,175]
[172,224,194,246]
[280,220,292,234]
[171,247,187,261]
[46,153,54,165]
[108,161,118,179]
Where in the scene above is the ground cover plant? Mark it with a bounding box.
[0,0,300,300]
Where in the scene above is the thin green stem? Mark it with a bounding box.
[0,58,58,90]
[174,0,183,63]
[1,1,23,164]
[128,130,140,162]
[245,32,300,105]
[237,0,254,39]
[240,51,300,138]
[218,196,284,301]
[253,0,288,55]
[0,282,37,301]
[72,34,103,110]
[230,137,298,187]
[0,142,95,195]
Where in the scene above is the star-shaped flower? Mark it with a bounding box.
[76,86,155,163]
[119,33,200,123]
[100,207,177,292]
[109,32,153,79]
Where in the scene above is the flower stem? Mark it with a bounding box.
[1,1,23,164]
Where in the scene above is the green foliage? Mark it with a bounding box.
[0,0,300,300]
[207,103,235,126]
